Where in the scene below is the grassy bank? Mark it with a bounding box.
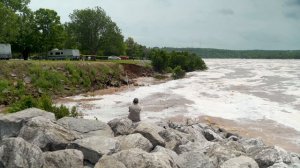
[0,60,153,114]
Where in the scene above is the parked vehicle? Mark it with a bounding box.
[0,44,12,60]
[47,49,80,60]
[108,56,121,60]
[120,56,129,60]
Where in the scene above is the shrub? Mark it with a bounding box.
[8,95,78,119]
[172,66,186,79]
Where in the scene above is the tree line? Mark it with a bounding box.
[164,48,300,59]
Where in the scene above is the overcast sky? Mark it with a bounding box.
[29,0,300,50]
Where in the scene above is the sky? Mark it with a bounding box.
[29,0,300,50]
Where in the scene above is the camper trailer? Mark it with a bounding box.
[0,44,12,60]
[47,49,80,60]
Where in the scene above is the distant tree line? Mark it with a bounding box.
[164,48,300,59]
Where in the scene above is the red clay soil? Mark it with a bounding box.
[122,64,153,79]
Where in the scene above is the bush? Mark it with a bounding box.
[8,95,78,119]
[172,66,186,79]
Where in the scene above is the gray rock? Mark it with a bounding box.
[267,162,289,168]
[134,122,166,147]
[0,108,55,140]
[107,118,133,136]
[67,136,120,164]
[0,137,44,168]
[117,133,153,152]
[158,129,185,150]
[43,149,84,168]
[251,147,281,168]
[178,151,214,168]
[175,140,214,154]
[274,146,292,164]
[239,138,266,153]
[205,143,245,167]
[58,117,113,138]
[203,128,223,141]
[94,155,126,168]
[220,156,259,168]
[152,146,180,166]
[18,116,79,151]
[100,148,177,168]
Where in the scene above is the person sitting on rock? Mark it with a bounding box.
[128,98,142,122]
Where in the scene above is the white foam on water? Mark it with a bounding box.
[60,59,300,131]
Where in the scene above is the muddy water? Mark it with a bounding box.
[58,59,300,152]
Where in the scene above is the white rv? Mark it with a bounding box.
[48,49,80,60]
[0,44,12,60]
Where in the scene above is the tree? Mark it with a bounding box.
[151,50,169,72]
[68,7,124,55]
[0,0,30,12]
[0,2,19,43]
[34,8,65,54]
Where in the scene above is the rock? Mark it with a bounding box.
[175,139,215,154]
[178,151,215,168]
[239,138,266,153]
[274,146,292,164]
[158,129,185,150]
[0,108,55,140]
[134,122,166,147]
[67,136,120,164]
[98,148,177,168]
[18,116,79,151]
[251,147,281,168]
[203,128,223,141]
[267,162,289,168]
[151,146,180,166]
[220,156,259,168]
[24,76,31,84]
[0,137,44,168]
[107,118,133,136]
[94,155,126,168]
[43,149,84,168]
[205,143,245,167]
[117,133,153,152]
[58,117,113,138]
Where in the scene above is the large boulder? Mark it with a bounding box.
[0,137,44,168]
[158,129,187,150]
[177,151,215,168]
[18,116,79,151]
[134,122,166,147]
[117,133,153,152]
[151,146,180,166]
[205,143,245,167]
[251,147,281,168]
[175,140,214,154]
[239,138,266,153]
[220,156,259,168]
[96,148,177,168]
[108,118,134,136]
[94,155,126,168]
[43,149,84,168]
[58,117,113,138]
[0,108,55,140]
[67,136,120,164]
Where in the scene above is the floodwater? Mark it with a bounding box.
[59,59,300,152]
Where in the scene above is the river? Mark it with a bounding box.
[58,59,300,152]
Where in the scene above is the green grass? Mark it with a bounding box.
[0,60,152,116]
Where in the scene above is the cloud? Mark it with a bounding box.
[28,0,300,50]
[285,12,300,19]
[218,8,234,15]
[285,0,300,6]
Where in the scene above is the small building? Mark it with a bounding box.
[0,44,12,60]
[48,49,80,60]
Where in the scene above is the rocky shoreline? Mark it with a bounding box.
[0,108,300,168]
